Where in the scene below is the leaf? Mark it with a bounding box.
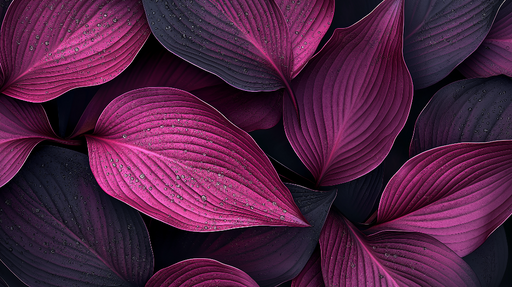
[373,141,512,257]
[142,0,294,93]
[410,76,512,157]
[145,258,258,287]
[0,0,150,102]
[403,0,504,89]
[0,95,59,188]
[86,87,308,231]
[275,0,335,76]
[0,0,12,31]
[149,183,335,287]
[0,261,27,287]
[0,145,154,286]
[320,210,479,286]
[458,0,512,78]
[291,246,325,287]
[283,0,413,187]
[463,225,508,287]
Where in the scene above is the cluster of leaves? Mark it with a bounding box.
[1,0,512,286]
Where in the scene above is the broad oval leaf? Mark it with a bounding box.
[0,0,150,102]
[283,0,413,187]
[0,95,59,187]
[142,0,293,93]
[320,210,479,286]
[403,0,504,89]
[458,0,512,78]
[149,183,335,287]
[291,246,325,287]
[374,141,512,257]
[410,76,512,157]
[275,0,335,77]
[145,258,258,287]
[0,145,154,286]
[86,87,308,231]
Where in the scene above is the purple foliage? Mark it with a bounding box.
[0,0,511,285]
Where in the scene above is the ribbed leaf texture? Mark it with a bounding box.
[291,246,325,287]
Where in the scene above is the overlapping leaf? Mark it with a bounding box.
[0,96,59,187]
[373,141,512,257]
[410,76,512,157]
[150,183,335,287]
[142,0,294,94]
[0,145,154,286]
[320,210,479,286]
[0,0,150,102]
[86,87,308,232]
[284,0,413,187]
[291,247,325,287]
[403,0,504,89]
[145,258,258,287]
[459,0,512,78]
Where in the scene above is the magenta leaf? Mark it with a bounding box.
[275,0,335,77]
[410,76,512,157]
[0,145,154,286]
[373,141,512,257]
[142,0,294,93]
[320,210,479,286]
[0,95,59,187]
[463,225,508,287]
[403,0,503,89]
[291,246,325,287]
[86,87,307,231]
[458,0,512,78]
[149,183,335,287]
[0,0,150,102]
[283,0,413,187]
[145,258,258,287]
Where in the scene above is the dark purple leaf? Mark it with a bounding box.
[86,87,308,231]
[0,261,27,287]
[291,246,325,287]
[283,0,413,187]
[0,0,150,102]
[0,95,59,187]
[327,0,383,28]
[0,145,154,286]
[145,258,258,287]
[373,141,512,257]
[275,0,335,76]
[150,183,335,287]
[458,0,512,78]
[463,225,508,287]
[320,210,479,286]
[410,76,512,157]
[0,0,12,30]
[403,0,504,89]
[142,0,294,94]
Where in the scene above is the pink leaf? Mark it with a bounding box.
[0,0,150,102]
[373,141,512,257]
[86,87,308,232]
[458,0,512,78]
[275,0,335,76]
[145,258,258,287]
[320,210,479,286]
[0,95,58,187]
[291,247,325,287]
[283,0,413,187]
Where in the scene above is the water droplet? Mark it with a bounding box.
[44,41,49,46]
[103,13,108,17]
[4,200,10,206]
[122,134,127,139]
[139,174,145,179]
[201,195,207,201]
[75,47,79,52]
[35,35,40,39]
[29,45,34,51]
[272,202,277,206]
[113,18,118,23]
[280,215,285,220]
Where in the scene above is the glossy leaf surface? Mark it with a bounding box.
[284,0,413,186]
[411,76,512,157]
[0,0,150,102]
[320,210,479,286]
[375,141,512,257]
[150,183,335,287]
[458,0,512,78]
[0,96,58,187]
[403,0,503,89]
[86,87,307,231]
[142,0,294,93]
[145,258,258,287]
[0,145,154,286]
